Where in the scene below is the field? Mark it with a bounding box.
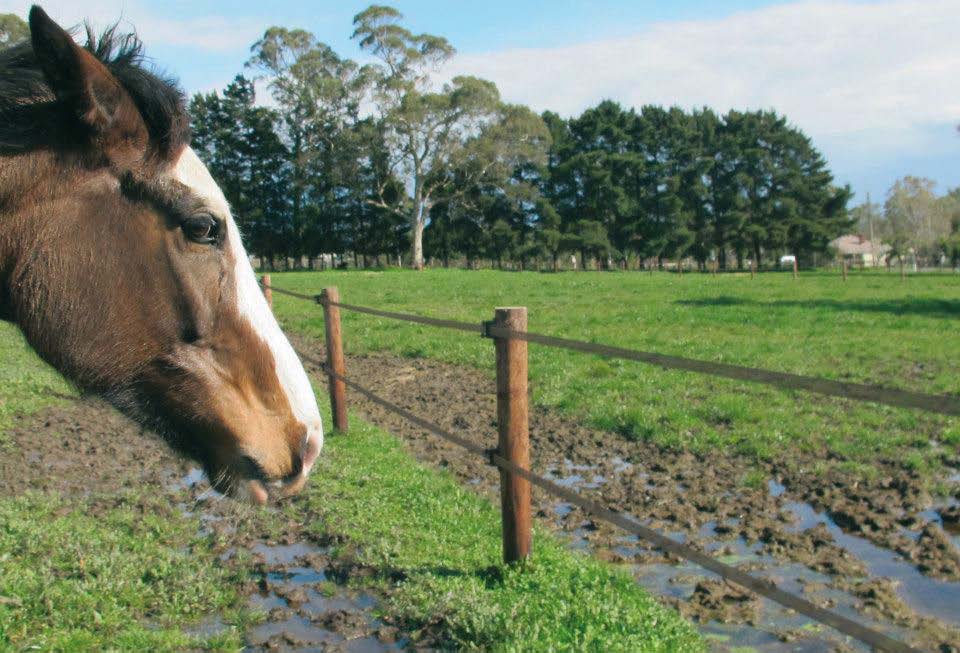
[2,268,959,652]
[271,269,960,481]
[0,317,701,651]
[266,268,960,650]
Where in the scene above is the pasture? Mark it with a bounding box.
[271,269,960,483]
[2,268,959,651]
[265,268,960,650]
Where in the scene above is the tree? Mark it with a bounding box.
[0,13,28,46]
[882,177,945,265]
[247,27,371,267]
[352,5,548,270]
[941,214,960,269]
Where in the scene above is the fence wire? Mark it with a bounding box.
[277,284,959,417]
[290,345,918,653]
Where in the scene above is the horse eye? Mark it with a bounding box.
[182,215,219,244]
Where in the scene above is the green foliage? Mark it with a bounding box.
[352,6,550,269]
[534,103,851,271]
[189,7,853,273]
[0,13,28,46]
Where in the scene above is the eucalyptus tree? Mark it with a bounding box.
[352,5,549,270]
[0,13,28,46]
[247,27,371,266]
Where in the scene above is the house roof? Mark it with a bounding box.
[831,234,889,256]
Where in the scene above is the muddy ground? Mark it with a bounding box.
[0,399,417,652]
[289,334,960,653]
[3,337,959,652]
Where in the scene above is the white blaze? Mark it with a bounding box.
[171,148,323,473]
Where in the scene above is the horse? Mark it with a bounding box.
[0,6,322,504]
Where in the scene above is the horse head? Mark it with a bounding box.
[0,7,322,503]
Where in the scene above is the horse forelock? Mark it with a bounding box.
[0,25,189,159]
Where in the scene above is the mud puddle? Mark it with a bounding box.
[1,400,420,652]
[170,470,409,652]
[288,335,960,652]
[549,464,958,652]
[244,541,405,652]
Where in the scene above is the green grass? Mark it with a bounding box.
[0,493,251,651]
[269,268,960,480]
[0,322,75,442]
[297,414,703,652]
[0,323,252,651]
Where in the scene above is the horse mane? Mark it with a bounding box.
[0,23,189,156]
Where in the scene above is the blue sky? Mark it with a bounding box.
[8,1,959,203]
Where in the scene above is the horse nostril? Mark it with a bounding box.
[286,453,303,481]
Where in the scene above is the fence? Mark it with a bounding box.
[258,275,960,653]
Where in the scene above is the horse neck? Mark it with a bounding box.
[0,151,67,317]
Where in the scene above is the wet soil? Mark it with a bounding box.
[289,334,960,653]
[0,398,416,652]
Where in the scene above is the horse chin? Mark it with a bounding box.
[243,479,270,505]
[234,476,307,505]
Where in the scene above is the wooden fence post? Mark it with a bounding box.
[320,287,348,433]
[493,307,531,564]
[792,258,798,280]
[261,274,272,309]
[751,259,756,279]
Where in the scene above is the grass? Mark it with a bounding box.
[0,321,253,651]
[0,323,74,442]
[269,268,960,481]
[296,412,703,652]
[0,493,252,651]
[0,308,702,651]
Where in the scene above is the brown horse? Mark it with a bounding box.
[0,7,322,504]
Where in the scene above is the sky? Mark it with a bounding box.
[4,0,959,203]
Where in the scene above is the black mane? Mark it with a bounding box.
[0,23,189,155]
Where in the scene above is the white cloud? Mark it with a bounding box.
[6,0,262,52]
[446,0,960,143]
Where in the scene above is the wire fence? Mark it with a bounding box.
[261,276,950,653]
[267,283,960,416]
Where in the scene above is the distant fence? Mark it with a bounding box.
[259,274,959,653]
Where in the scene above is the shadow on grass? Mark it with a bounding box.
[329,559,508,589]
[676,296,960,319]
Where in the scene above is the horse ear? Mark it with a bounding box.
[29,5,124,133]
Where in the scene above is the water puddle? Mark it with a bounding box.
[167,468,405,652]
[245,541,405,652]
[782,498,960,627]
[543,458,960,651]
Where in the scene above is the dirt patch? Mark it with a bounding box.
[0,397,188,497]
[289,333,960,653]
[0,398,413,652]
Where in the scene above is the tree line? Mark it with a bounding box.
[188,6,854,272]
